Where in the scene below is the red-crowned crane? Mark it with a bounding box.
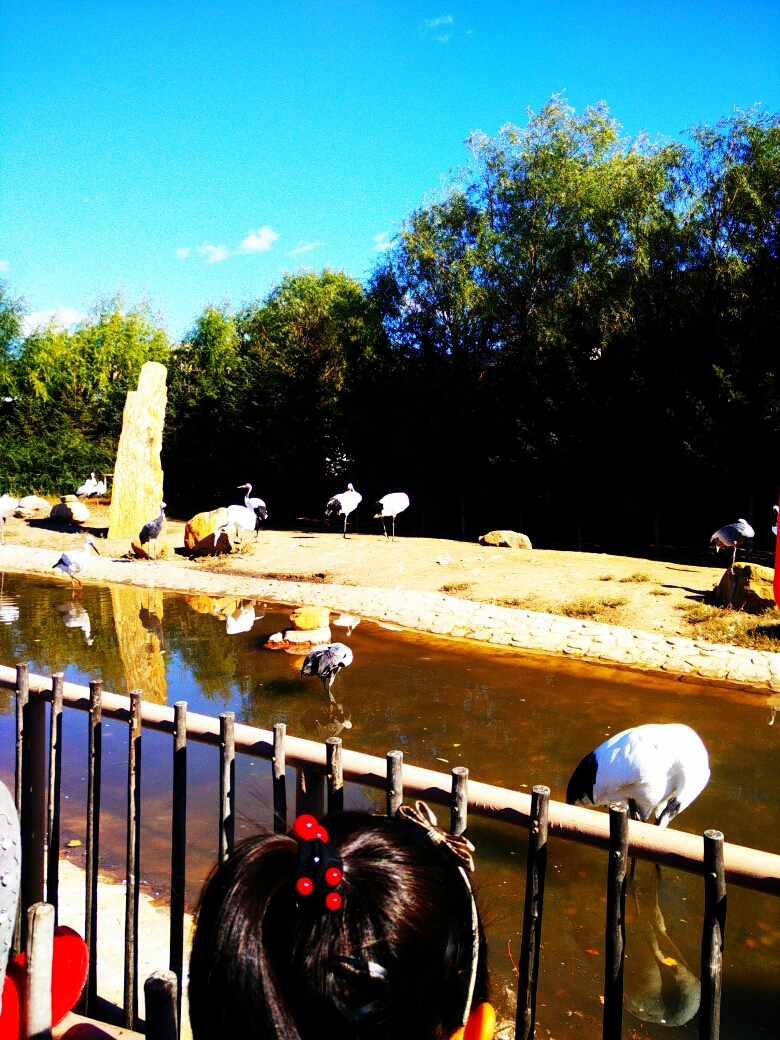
[325,483,362,538]
[300,642,353,703]
[53,535,102,593]
[710,518,754,566]
[237,482,268,536]
[373,492,410,541]
[566,723,710,827]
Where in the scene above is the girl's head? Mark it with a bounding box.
[189,806,491,1040]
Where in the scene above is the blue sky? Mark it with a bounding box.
[1,1,778,339]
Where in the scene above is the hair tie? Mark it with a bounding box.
[291,815,344,912]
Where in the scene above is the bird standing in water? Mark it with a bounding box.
[326,484,362,538]
[566,723,710,827]
[301,643,353,703]
[139,502,166,562]
[710,519,754,566]
[53,535,102,593]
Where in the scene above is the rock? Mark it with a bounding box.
[14,495,51,519]
[185,594,219,615]
[478,530,533,550]
[130,538,174,560]
[50,500,90,524]
[184,507,232,555]
[289,605,330,630]
[264,626,332,649]
[108,361,167,540]
[714,563,776,614]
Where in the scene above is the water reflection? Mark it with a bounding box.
[110,586,167,705]
[56,600,93,645]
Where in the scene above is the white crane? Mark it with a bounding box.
[300,643,353,703]
[0,495,19,545]
[710,518,754,566]
[566,723,710,827]
[89,479,107,497]
[772,505,777,536]
[237,483,268,534]
[76,473,98,497]
[373,492,410,541]
[56,601,93,645]
[215,504,257,558]
[53,535,102,592]
[325,483,362,538]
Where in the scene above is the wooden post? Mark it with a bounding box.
[124,690,142,1030]
[602,802,629,1040]
[219,712,235,864]
[46,674,64,921]
[20,687,46,946]
[15,662,29,812]
[272,723,287,833]
[700,829,727,1040]
[83,679,102,1017]
[169,701,187,1034]
[386,750,403,817]
[326,737,343,814]
[450,766,468,836]
[144,970,179,1040]
[23,902,54,1040]
[516,785,549,1040]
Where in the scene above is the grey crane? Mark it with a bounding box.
[139,502,166,562]
[300,642,353,703]
[710,518,755,566]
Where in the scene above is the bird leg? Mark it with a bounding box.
[381,516,388,538]
[1,518,4,545]
[343,514,348,539]
[732,544,737,568]
[392,516,396,542]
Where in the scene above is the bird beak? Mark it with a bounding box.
[92,543,102,555]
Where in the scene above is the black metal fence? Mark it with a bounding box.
[9,663,780,1040]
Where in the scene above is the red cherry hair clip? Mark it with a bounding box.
[292,814,343,912]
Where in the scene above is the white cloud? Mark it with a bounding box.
[0,260,9,272]
[421,14,452,40]
[237,226,280,254]
[197,243,230,263]
[373,232,393,252]
[288,241,323,256]
[175,247,190,259]
[21,307,87,336]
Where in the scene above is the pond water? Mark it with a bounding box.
[0,572,778,1038]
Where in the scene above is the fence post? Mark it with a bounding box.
[326,737,344,814]
[12,663,29,957]
[169,701,187,1035]
[272,723,287,832]
[144,970,179,1040]
[46,674,64,922]
[450,766,468,836]
[83,678,102,1017]
[124,690,142,1031]
[219,712,235,864]
[700,829,726,1040]
[20,685,46,949]
[516,785,549,1040]
[602,801,629,1040]
[23,902,54,1040]
[386,751,403,817]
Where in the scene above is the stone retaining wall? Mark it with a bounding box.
[4,544,780,695]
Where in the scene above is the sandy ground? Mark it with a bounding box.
[0,502,752,641]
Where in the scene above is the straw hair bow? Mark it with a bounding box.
[397,801,476,872]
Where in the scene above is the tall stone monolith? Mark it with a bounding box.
[108,361,167,540]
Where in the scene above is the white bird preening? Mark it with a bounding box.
[53,535,102,592]
[710,518,755,566]
[566,723,710,828]
[0,494,19,545]
[300,642,353,703]
[373,492,410,541]
[325,483,362,538]
[215,503,258,558]
[76,473,97,497]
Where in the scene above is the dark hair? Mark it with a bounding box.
[189,811,489,1040]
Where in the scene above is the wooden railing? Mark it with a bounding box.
[6,663,780,1040]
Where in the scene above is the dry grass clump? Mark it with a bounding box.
[650,588,671,596]
[620,571,651,583]
[598,574,616,581]
[493,595,526,608]
[560,595,628,618]
[678,600,780,650]
[439,582,471,593]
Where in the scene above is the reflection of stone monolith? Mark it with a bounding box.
[110,585,167,705]
[108,362,167,540]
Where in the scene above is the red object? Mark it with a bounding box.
[291,815,328,842]
[325,892,342,911]
[0,927,88,1040]
[296,877,314,896]
[324,867,342,887]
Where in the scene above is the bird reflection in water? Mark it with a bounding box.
[0,574,19,624]
[315,703,353,739]
[56,600,93,646]
[139,606,165,653]
[624,866,700,1028]
[220,599,264,635]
